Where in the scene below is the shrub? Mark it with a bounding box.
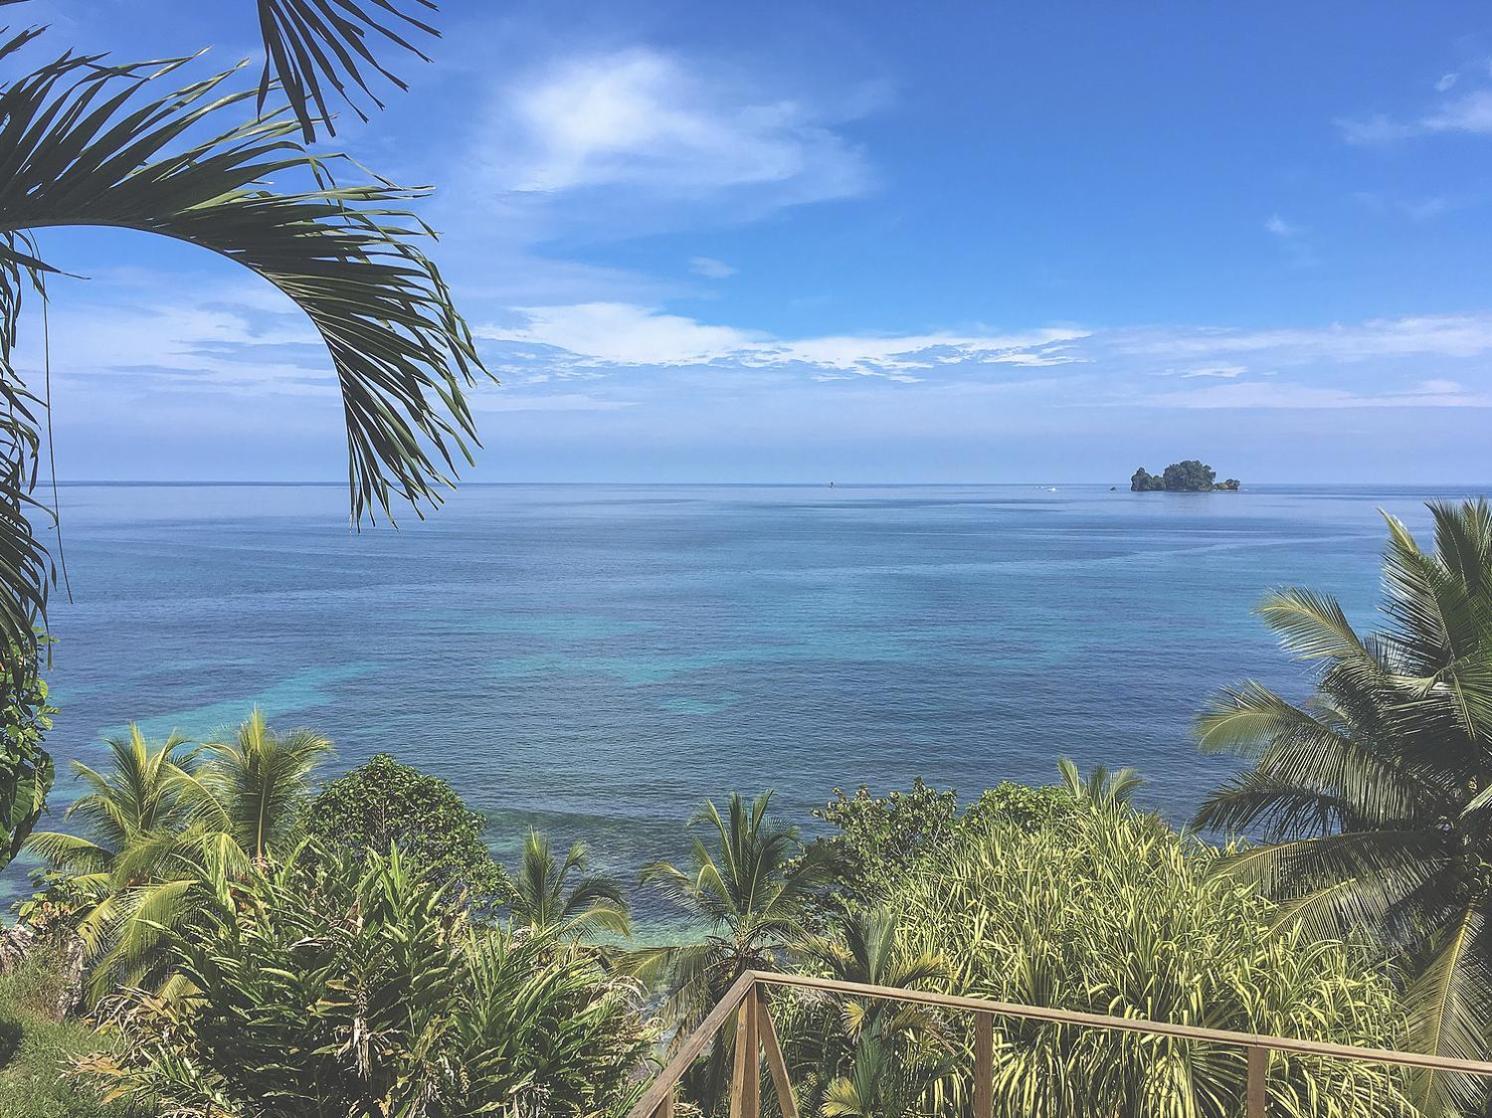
[84,843,652,1118]
[883,804,1412,1118]
[301,753,501,906]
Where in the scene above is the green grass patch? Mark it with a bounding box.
[0,949,130,1118]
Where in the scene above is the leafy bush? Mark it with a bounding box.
[302,753,501,905]
[1,638,54,873]
[807,779,1070,912]
[85,843,652,1118]
[883,803,1412,1118]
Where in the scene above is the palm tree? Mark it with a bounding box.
[25,724,195,913]
[177,708,332,865]
[637,793,833,1027]
[26,711,331,999]
[503,829,630,940]
[1193,498,1492,1114]
[795,908,949,1118]
[1,1,481,854]
[632,792,832,1111]
[0,2,483,694]
[1056,757,1142,808]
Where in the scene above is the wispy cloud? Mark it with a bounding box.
[1145,378,1489,410]
[1340,86,1492,144]
[1264,214,1302,238]
[690,256,738,279]
[480,48,875,216]
[476,303,1088,378]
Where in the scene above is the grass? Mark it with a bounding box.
[0,947,129,1118]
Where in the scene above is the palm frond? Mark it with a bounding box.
[0,29,491,654]
[255,0,439,141]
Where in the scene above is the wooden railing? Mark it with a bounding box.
[627,970,1492,1118]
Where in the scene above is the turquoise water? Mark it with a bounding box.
[11,482,1487,910]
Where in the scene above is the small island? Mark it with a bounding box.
[1131,460,1240,492]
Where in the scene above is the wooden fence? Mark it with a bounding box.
[627,970,1492,1118]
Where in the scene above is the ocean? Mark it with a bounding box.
[8,482,1485,914]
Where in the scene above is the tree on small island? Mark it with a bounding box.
[1130,461,1239,492]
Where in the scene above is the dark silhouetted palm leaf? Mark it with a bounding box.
[254,0,440,141]
[0,20,488,664]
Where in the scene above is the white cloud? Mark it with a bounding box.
[1264,214,1302,237]
[476,303,1088,376]
[690,256,738,279]
[1437,72,1460,93]
[1180,364,1247,379]
[1121,314,1492,363]
[1146,379,1490,410]
[1340,88,1492,144]
[487,48,873,211]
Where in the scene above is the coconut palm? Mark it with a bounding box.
[25,724,195,917]
[1193,498,1492,1114]
[503,828,630,940]
[636,792,833,1029]
[0,4,484,676]
[177,708,332,865]
[631,792,832,1112]
[26,711,332,1000]
[791,908,949,1118]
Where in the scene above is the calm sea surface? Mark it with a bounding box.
[9,482,1487,913]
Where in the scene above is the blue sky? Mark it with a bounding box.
[10,0,1492,483]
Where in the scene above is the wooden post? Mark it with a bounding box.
[1247,1045,1268,1118]
[973,1011,994,1118]
[730,985,761,1118]
[757,992,799,1118]
[654,1088,674,1118]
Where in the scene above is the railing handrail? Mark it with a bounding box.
[628,969,1492,1118]
[753,971,1492,1076]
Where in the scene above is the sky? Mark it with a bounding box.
[8,0,1492,484]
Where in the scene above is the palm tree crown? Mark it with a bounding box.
[1194,498,1492,1114]
[637,791,832,1031]
[503,829,629,939]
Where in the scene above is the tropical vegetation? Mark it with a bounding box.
[81,843,653,1118]
[0,0,488,849]
[1194,497,1492,1114]
[302,751,503,907]
[1130,461,1241,492]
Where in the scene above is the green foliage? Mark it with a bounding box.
[502,829,629,939]
[632,792,831,1112]
[84,844,652,1118]
[0,949,126,1118]
[1131,460,1234,492]
[1195,498,1492,1114]
[302,752,502,905]
[808,779,1072,911]
[808,780,961,911]
[782,908,950,1118]
[0,9,485,663]
[24,713,331,1001]
[0,639,53,873]
[880,801,1412,1118]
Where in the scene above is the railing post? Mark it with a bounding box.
[1247,1045,1268,1118]
[730,981,761,1118]
[653,1087,674,1118]
[756,989,799,1118]
[973,1010,994,1118]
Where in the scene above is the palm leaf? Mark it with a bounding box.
[0,26,490,663]
[255,0,439,141]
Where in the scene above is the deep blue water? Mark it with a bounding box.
[9,482,1488,914]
